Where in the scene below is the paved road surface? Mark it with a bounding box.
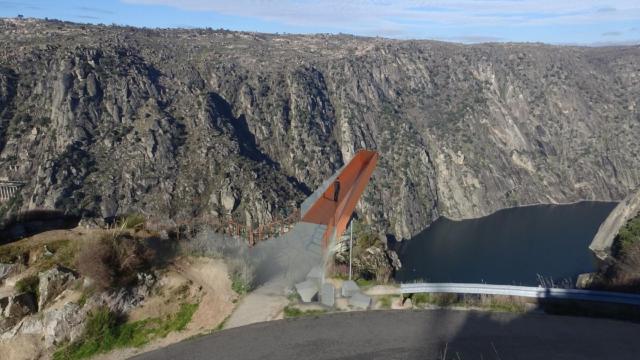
[133,310,640,360]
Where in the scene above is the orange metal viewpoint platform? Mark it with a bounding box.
[300,150,379,250]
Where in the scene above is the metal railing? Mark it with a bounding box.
[145,208,300,247]
[223,209,300,246]
[400,283,640,306]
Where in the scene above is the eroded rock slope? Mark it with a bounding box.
[1,19,639,239]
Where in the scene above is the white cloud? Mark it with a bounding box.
[122,0,640,37]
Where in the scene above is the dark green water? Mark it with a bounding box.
[394,201,617,286]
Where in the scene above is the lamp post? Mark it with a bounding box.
[349,219,353,281]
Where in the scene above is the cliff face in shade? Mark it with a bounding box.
[1,19,639,239]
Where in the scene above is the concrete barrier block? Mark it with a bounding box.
[295,280,319,303]
[349,292,371,310]
[320,283,335,307]
[341,280,359,298]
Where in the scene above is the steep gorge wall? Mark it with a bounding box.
[0,20,639,239]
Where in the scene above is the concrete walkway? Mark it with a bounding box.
[224,277,289,329]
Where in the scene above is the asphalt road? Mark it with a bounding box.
[133,310,640,360]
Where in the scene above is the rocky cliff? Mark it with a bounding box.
[1,19,639,239]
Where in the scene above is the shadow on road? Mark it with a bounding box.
[132,309,640,360]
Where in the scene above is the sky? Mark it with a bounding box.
[1,0,639,45]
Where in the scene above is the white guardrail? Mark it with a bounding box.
[400,283,640,306]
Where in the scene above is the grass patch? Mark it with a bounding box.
[54,303,198,360]
[214,314,230,332]
[488,301,526,313]
[0,239,76,271]
[0,244,27,263]
[378,295,392,309]
[287,291,301,302]
[355,278,375,288]
[36,240,77,271]
[410,293,526,313]
[15,274,39,297]
[411,293,459,307]
[283,305,327,318]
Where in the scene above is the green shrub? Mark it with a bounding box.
[411,293,430,306]
[614,215,640,257]
[378,295,392,309]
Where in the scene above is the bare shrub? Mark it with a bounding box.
[77,233,155,290]
[77,238,114,290]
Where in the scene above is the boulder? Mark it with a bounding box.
[341,280,359,298]
[386,250,402,271]
[42,303,85,347]
[38,266,77,309]
[221,186,238,213]
[90,287,147,313]
[0,263,16,282]
[354,246,394,282]
[3,293,37,318]
[576,273,597,289]
[2,303,85,348]
[135,272,156,298]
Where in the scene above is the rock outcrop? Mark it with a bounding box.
[1,19,639,239]
[37,266,77,309]
[1,302,85,347]
[590,188,640,260]
[353,247,395,282]
[0,263,15,283]
[2,293,36,319]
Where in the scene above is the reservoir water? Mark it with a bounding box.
[394,201,617,286]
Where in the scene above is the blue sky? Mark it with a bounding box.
[1,0,639,45]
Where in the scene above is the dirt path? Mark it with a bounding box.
[94,257,237,360]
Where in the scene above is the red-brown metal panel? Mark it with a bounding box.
[301,150,379,249]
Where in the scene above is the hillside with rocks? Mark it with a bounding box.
[1,18,639,239]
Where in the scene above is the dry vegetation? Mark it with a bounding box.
[76,233,155,290]
[411,293,529,313]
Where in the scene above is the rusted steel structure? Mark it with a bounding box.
[300,150,379,250]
